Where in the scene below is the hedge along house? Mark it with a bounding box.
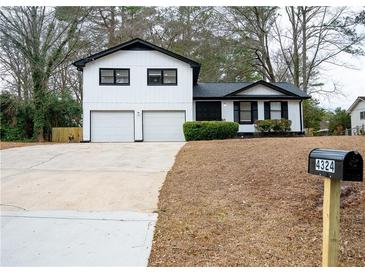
[73,38,310,142]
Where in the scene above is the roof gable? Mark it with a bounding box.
[193,80,310,99]
[233,83,287,96]
[226,80,296,97]
[347,96,365,113]
[73,38,201,84]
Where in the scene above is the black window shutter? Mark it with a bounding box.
[281,102,288,119]
[234,102,240,123]
[264,102,270,120]
[251,101,258,123]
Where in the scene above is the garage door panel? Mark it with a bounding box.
[91,111,134,142]
[143,111,185,142]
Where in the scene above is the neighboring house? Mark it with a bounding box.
[73,38,310,142]
[347,96,365,135]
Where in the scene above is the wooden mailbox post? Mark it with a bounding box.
[308,149,363,267]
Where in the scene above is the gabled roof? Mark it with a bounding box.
[347,96,365,113]
[73,38,201,84]
[193,80,310,99]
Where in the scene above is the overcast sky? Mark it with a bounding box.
[313,53,365,111]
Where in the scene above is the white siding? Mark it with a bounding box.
[82,50,193,141]
[195,99,303,133]
[288,101,302,132]
[350,100,365,131]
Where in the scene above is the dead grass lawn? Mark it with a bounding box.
[149,136,365,266]
[0,141,52,150]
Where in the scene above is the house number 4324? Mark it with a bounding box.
[315,159,335,173]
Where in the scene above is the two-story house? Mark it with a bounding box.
[348,96,365,134]
[73,38,310,142]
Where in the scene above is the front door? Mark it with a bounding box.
[195,101,222,121]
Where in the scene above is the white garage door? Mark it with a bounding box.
[143,111,185,142]
[91,111,134,142]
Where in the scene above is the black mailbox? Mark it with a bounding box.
[308,148,363,181]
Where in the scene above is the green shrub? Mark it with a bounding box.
[272,119,291,132]
[254,120,273,132]
[255,119,292,133]
[183,121,239,141]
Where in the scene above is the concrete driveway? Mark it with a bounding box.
[0,143,184,266]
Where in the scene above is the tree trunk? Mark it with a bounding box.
[288,7,300,87]
[32,68,47,142]
[301,7,308,93]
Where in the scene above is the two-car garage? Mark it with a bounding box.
[90,111,185,142]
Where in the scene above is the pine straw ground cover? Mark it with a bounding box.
[0,141,42,150]
[149,136,365,266]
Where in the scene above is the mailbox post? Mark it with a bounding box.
[308,149,363,267]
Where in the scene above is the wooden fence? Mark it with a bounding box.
[51,127,83,143]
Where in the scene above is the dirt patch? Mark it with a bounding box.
[149,136,365,266]
[0,141,52,150]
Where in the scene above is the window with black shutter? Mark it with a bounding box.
[281,102,288,119]
[234,101,258,124]
[360,111,365,120]
[264,101,288,120]
[264,102,271,119]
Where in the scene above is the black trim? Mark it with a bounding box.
[147,68,177,86]
[234,101,258,124]
[99,68,130,86]
[264,102,271,119]
[73,38,200,84]
[237,131,305,137]
[299,100,303,133]
[281,102,288,119]
[252,101,258,122]
[193,96,302,100]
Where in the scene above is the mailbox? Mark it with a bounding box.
[308,148,363,181]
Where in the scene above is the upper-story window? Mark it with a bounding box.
[99,68,130,85]
[147,69,177,85]
[360,111,365,120]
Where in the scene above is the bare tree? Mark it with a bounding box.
[274,7,365,94]
[225,7,279,81]
[0,7,88,140]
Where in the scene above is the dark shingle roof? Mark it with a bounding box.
[193,81,310,99]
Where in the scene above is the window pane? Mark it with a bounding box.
[271,102,281,111]
[271,110,281,119]
[148,69,162,84]
[240,111,251,121]
[115,69,129,84]
[240,102,251,111]
[100,69,114,84]
[163,70,177,84]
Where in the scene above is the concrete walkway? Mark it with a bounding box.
[1,143,184,266]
